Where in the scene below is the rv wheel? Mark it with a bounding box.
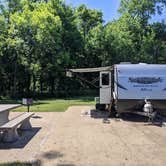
[95,104,106,110]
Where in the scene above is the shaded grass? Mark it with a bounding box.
[0,162,31,166]
[0,100,20,104]
[12,97,95,112]
[0,160,41,166]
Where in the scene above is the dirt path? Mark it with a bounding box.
[0,106,166,166]
[36,106,166,166]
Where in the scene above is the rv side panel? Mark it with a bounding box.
[116,64,166,100]
[115,64,166,113]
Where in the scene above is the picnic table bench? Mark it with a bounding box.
[0,104,35,142]
[0,112,34,142]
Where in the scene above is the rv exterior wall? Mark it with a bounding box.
[114,64,166,113]
[115,64,166,100]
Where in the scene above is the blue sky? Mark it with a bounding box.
[65,0,166,23]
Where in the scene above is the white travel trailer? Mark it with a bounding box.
[67,63,166,117]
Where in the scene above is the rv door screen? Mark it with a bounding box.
[100,72,111,104]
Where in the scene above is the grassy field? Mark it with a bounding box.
[0,163,31,166]
[12,97,95,112]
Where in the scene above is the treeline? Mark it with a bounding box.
[0,0,166,98]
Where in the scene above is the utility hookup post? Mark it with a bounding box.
[27,98,33,112]
[27,104,30,112]
[22,98,33,112]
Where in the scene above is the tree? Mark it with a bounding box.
[76,5,103,39]
[150,22,166,63]
[0,0,165,98]
[119,0,166,26]
[116,0,166,63]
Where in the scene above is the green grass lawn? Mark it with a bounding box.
[12,97,95,112]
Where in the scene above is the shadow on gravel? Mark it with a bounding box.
[121,113,166,127]
[42,150,63,160]
[0,127,41,149]
[90,109,110,119]
[32,115,43,119]
[144,115,166,127]
[57,164,75,166]
[81,109,110,119]
[81,109,111,124]
[121,113,148,122]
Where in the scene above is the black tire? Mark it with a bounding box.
[95,104,106,110]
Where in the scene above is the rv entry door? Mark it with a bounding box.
[100,72,111,104]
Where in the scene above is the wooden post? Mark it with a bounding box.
[27,104,30,112]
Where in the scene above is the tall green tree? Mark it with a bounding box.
[76,4,103,39]
[0,0,165,98]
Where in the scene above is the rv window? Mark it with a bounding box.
[102,73,109,85]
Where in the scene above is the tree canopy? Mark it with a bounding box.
[0,0,165,98]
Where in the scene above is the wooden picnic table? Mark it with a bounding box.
[0,104,20,126]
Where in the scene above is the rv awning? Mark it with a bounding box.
[68,66,112,73]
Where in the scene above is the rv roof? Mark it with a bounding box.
[116,64,166,76]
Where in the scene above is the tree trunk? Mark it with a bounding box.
[26,73,31,97]
[51,77,55,95]
[13,59,17,97]
[33,73,36,94]
[40,79,43,94]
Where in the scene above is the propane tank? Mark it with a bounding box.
[144,100,153,113]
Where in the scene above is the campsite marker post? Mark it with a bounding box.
[22,98,33,112]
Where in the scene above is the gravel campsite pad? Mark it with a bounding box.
[0,106,166,166]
